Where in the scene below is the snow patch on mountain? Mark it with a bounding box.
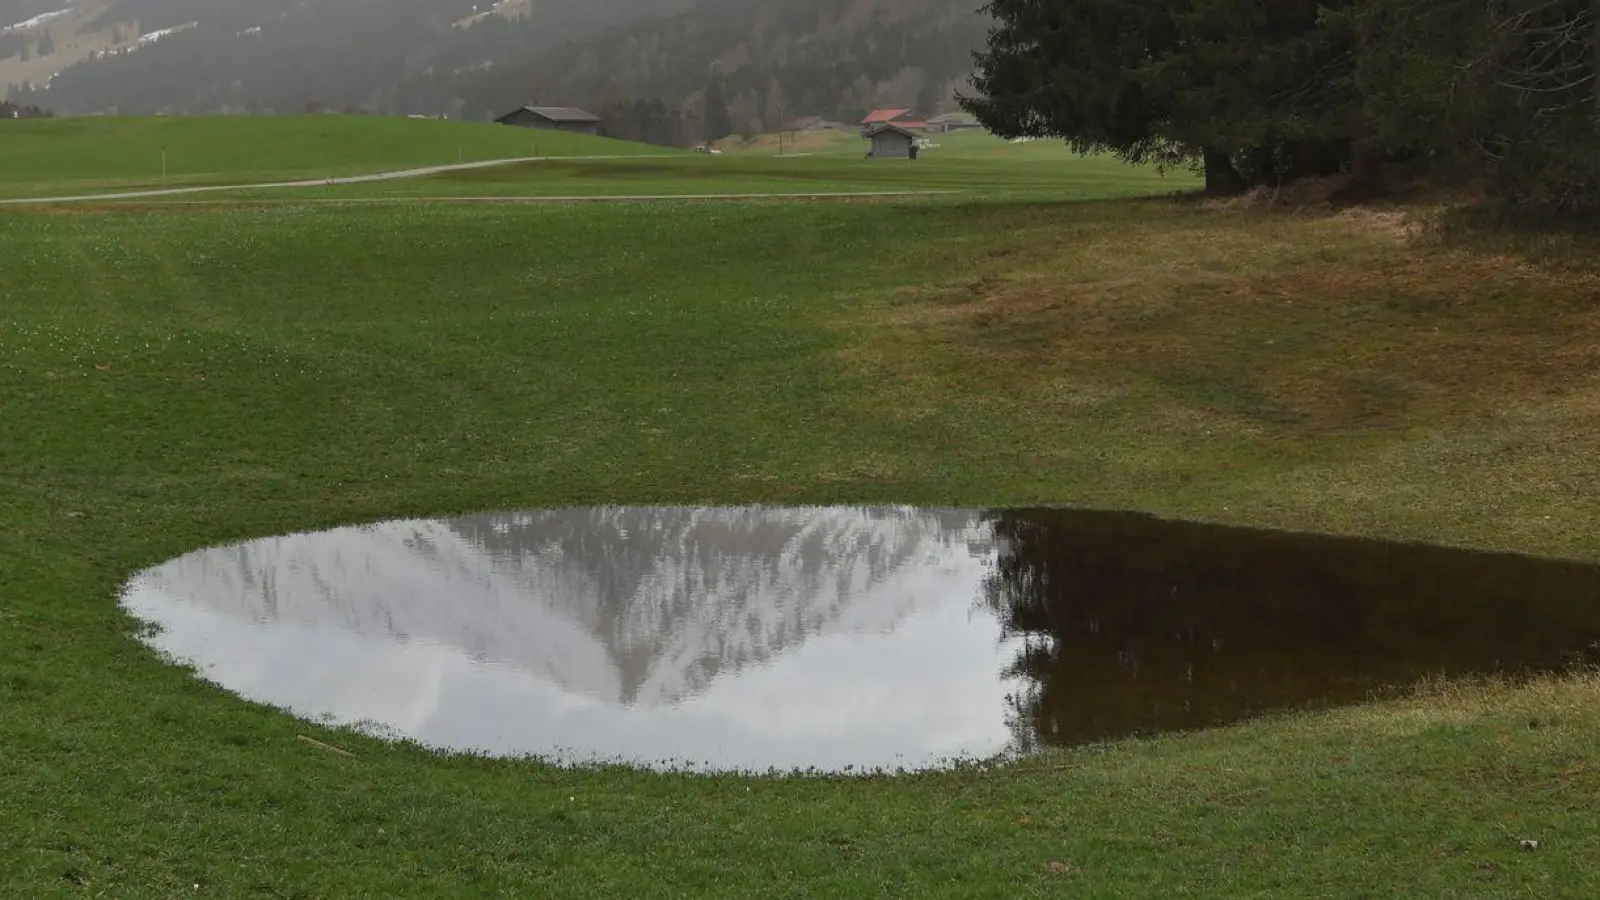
[137,20,195,45]
[1,9,70,33]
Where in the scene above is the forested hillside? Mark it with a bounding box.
[0,97,49,117]
[435,0,985,136]
[3,0,987,139]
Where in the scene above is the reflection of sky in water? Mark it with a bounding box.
[122,507,1021,772]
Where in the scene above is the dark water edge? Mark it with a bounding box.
[982,508,1600,751]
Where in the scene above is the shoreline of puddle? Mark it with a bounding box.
[121,506,1600,773]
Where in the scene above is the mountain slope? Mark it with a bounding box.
[5,0,987,139]
[438,0,987,133]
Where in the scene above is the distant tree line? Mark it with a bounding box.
[963,0,1600,222]
[0,100,53,119]
[595,98,694,147]
[0,31,37,61]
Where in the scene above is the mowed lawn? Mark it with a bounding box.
[4,170,1600,894]
[24,149,1194,205]
[0,116,669,199]
[256,149,1187,202]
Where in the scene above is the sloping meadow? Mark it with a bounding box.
[3,192,1599,895]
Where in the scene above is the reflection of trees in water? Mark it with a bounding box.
[454,507,978,621]
[448,506,983,704]
[982,509,1600,750]
[137,507,986,708]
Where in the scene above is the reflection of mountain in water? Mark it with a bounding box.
[983,509,1600,750]
[134,506,984,706]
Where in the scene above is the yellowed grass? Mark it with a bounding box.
[832,201,1600,558]
[852,205,1600,430]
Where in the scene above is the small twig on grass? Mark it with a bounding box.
[297,735,356,759]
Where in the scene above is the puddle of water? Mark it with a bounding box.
[121,507,1600,773]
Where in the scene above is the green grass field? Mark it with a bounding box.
[0,115,668,199]
[0,117,1193,203]
[3,116,1599,896]
[190,155,1185,205]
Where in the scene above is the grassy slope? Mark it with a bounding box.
[124,132,1193,204]
[0,115,668,198]
[3,145,1600,894]
[199,152,1188,203]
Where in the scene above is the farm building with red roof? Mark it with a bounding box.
[860,109,927,133]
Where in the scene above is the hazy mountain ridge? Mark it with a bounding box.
[438,0,986,132]
[3,0,987,134]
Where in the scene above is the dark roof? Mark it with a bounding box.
[501,105,602,123]
[864,123,920,139]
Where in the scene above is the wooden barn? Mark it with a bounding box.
[494,106,603,136]
[864,124,920,160]
[860,108,927,136]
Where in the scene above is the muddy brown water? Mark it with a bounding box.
[120,507,1600,773]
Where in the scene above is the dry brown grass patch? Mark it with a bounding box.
[848,202,1600,436]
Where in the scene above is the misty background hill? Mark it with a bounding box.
[0,0,989,138]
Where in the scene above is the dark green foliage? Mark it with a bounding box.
[1353,0,1600,221]
[0,101,52,119]
[703,79,733,143]
[961,0,1364,193]
[966,0,1600,218]
[1142,0,1359,181]
[598,97,687,147]
[915,79,947,119]
[962,0,1182,161]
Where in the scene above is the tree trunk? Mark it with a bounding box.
[1202,146,1248,195]
[1244,145,1279,186]
[1348,111,1382,185]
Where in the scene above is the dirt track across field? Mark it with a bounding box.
[0,155,705,205]
[40,190,960,208]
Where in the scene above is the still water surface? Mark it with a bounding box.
[121,507,1600,772]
